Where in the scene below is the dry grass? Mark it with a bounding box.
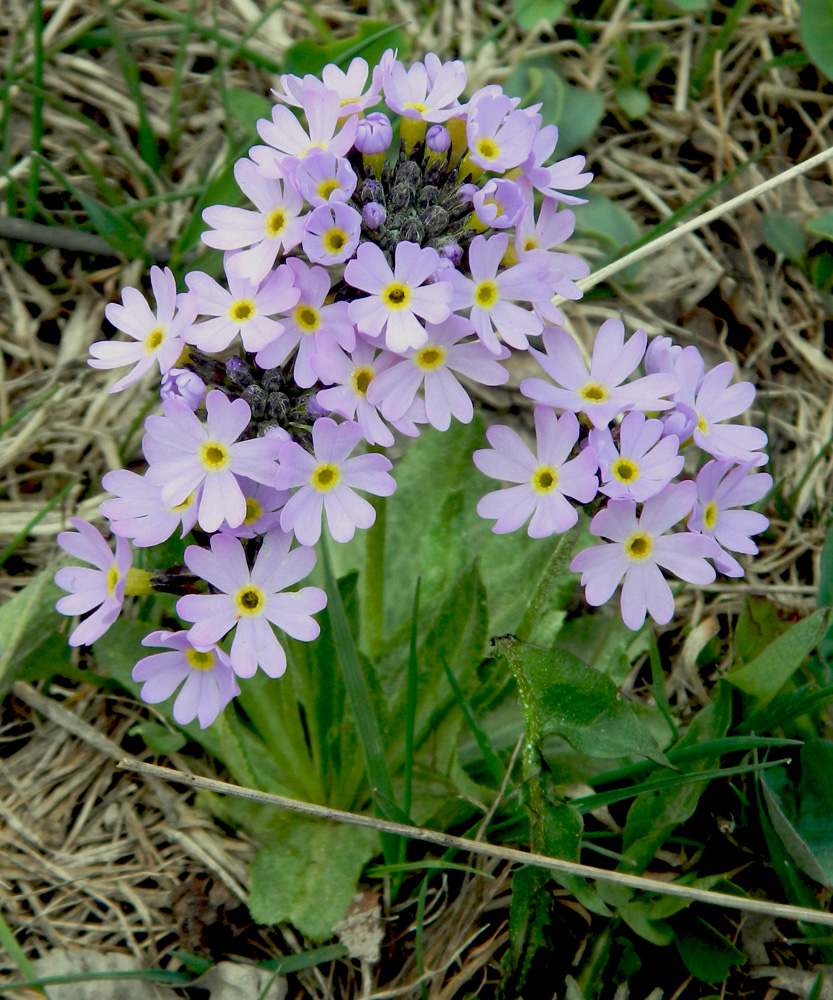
[1,0,832,995]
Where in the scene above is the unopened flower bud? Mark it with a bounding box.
[400,217,425,243]
[362,202,387,230]
[242,383,267,419]
[389,183,415,212]
[360,178,385,205]
[266,391,291,422]
[355,112,392,155]
[425,125,451,154]
[225,355,255,388]
[439,240,463,264]
[260,367,287,393]
[423,205,449,238]
[160,368,205,410]
[395,160,422,187]
[417,185,439,210]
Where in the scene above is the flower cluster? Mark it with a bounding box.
[55,50,770,727]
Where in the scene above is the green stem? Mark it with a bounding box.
[363,490,386,655]
[515,523,581,644]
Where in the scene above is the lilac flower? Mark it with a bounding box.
[521,322,680,428]
[354,113,393,155]
[184,260,299,355]
[688,460,772,576]
[144,390,283,532]
[55,519,132,646]
[216,477,289,538]
[89,267,196,393]
[177,531,326,679]
[201,159,305,283]
[293,151,357,207]
[519,124,593,204]
[449,233,544,354]
[590,411,684,503]
[100,468,200,547]
[345,241,453,352]
[275,57,383,116]
[684,362,769,465]
[160,367,206,410]
[472,179,525,229]
[275,418,396,545]
[257,88,358,164]
[314,337,417,447]
[366,315,509,431]
[254,257,354,386]
[464,93,536,174]
[382,57,466,123]
[570,482,721,630]
[473,408,599,537]
[302,202,362,266]
[133,630,240,729]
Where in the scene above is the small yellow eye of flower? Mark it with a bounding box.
[265,209,287,238]
[235,585,265,616]
[415,345,446,371]
[351,366,374,396]
[230,299,255,323]
[612,458,639,483]
[295,305,320,332]
[187,648,215,671]
[578,382,609,404]
[697,412,709,435]
[325,229,348,253]
[475,137,499,161]
[169,491,196,513]
[403,101,429,113]
[483,196,504,217]
[303,141,327,155]
[317,179,340,200]
[532,466,558,493]
[199,441,230,471]
[703,500,718,530]
[474,280,498,308]
[523,237,538,251]
[106,564,120,596]
[243,498,263,525]
[145,326,166,352]
[625,532,653,561]
[383,283,411,309]
[311,463,340,491]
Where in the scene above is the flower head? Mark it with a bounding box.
[55,519,132,646]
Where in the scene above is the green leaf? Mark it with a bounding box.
[497,640,670,766]
[811,252,833,290]
[621,684,732,870]
[129,722,187,755]
[0,565,69,696]
[761,213,807,263]
[675,915,745,982]
[615,87,651,120]
[512,0,566,30]
[800,0,833,82]
[224,88,273,143]
[762,741,833,888]
[807,211,833,241]
[734,596,794,666]
[248,819,378,940]
[282,21,407,78]
[726,608,830,704]
[508,866,552,980]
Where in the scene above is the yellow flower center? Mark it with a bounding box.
[311,463,340,492]
[625,531,653,561]
[317,179,340,201]
[199,441,230,471]
[415,345,446,370]
[697,412,709,435]
[578,382,609,404]
[243,498,263,525]
[295,304,320,332]
[382,283,411,310]
[703,500,718,530]
[230,299,255,323]
[265,209,287,238]
[168,491,196,513]
[475,137,500,161]
[351,366,374,396]
[324,228,348,253]
[474,280,498,309]
[106,564,120,597]
[482,196,504,218]
[186,648,215,671]
[612,458,639,484]
[234,584,265,617]
[144,326,166,352]
[523,237,538,251]
[303,141,327,156]
[403,101,429,113]
[532,466,558,494]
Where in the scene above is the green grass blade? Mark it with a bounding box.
[690,0,755,94]
[320,536,401,863]
[0,384,61,439]
[442,655,504,788]
[0,906,51,997]
[105,0,161,172]
[26,0,44,223]
[367,859,495,878]
[573,757,786,814]
[0,479,78,570]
